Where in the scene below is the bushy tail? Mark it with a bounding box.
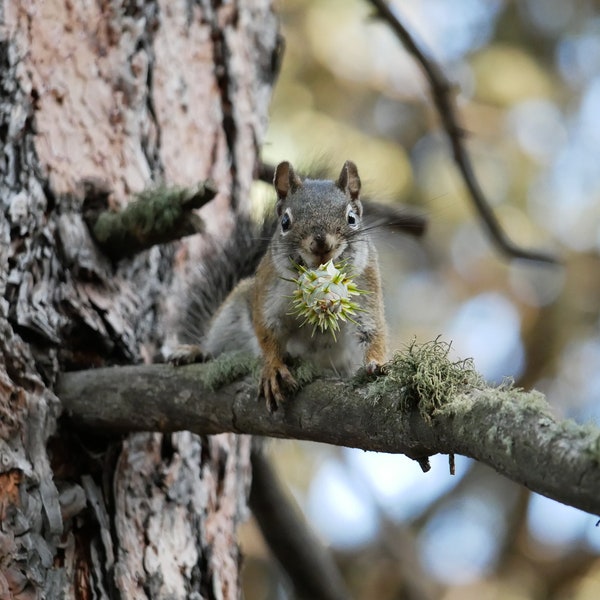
[177,213,275,344]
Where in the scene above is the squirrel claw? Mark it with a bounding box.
[167,344,207,366]
[259,363,297,413]
[265,394,279,414]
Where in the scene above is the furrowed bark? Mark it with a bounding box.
[1,1,279,596]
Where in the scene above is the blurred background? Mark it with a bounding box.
[242,0,600,598]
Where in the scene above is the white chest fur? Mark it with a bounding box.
[262,278,364,374]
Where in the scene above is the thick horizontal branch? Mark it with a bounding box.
[56,349,600,516]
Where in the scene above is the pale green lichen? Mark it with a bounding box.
[366,338,484,422]
[94,185,194,243]
[201,351,260,390]
[570,421,600,465]
[586,429,600,465]
[289,358,322,388]
[200,352,320,392]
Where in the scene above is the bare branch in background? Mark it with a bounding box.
[368,0,559,264]
[250,447,351,600]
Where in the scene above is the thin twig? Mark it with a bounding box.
[368,0,558,264]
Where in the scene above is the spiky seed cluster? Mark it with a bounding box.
[290,260,365,339]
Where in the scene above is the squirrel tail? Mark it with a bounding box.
[176,212,275,345]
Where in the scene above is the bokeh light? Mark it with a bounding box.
[248,0,600,596]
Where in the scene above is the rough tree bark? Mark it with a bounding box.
[1,1,279,598]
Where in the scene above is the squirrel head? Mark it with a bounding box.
[271,161,369,272]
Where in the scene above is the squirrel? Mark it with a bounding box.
[168,161,425,595]
[170,160,422,412]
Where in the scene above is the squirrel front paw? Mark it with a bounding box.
[365,360,384,376]
[167,344,208,366]
[258,362,297,413]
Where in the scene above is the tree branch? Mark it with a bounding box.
[367,0,558,265]
[84,179,217,260]
[250,446,351,600]
[56,345,600,516]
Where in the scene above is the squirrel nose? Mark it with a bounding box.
[308,233,335,266]
[310,233,331,254]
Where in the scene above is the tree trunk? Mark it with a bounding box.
[1,1,279,597]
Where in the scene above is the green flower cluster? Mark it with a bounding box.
[289,260,366,339]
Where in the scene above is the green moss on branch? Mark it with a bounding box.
[366,338,483,422]
[89,181,217,260]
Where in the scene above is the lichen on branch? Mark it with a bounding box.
[87,180,217,260]
[369,338,483,421]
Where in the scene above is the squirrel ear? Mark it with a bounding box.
[274,161,302,201]
[337,160,361,202]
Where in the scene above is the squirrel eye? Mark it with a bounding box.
[346,208,359,228]
[281,211,291,232]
